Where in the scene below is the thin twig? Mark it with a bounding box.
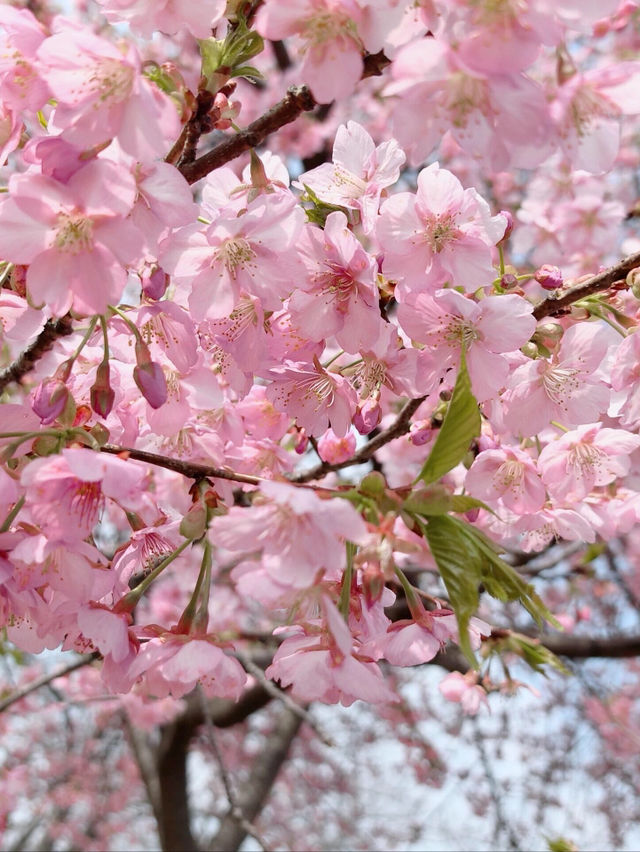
[100,444,262,485]
[234,648,334,747]
[292,395,427,483]
[179,86,317,184]
[0,654,95,713]
[532,250,640,320]
[0,315,74,393]
[472,719,522,851]
[198,687,273,852]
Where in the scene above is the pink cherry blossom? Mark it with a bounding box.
[538,423,640,501]
[37,25,180,160]
[378,163,507,298]
[502,323,613,436]
[317,427,356,464]
[287,211,381,352]
[96,0,226,39]
[397,289,536,401]
[211,481,368,589]
[0,6,49,112]
[385,38,555,169]
[161,193,305,320]
[0,159,140,315]
[21,449,148,545]
[255,0,368,104]
[125,634,248,700]
[551,63,640,174]
[439,670,488,715]
[465,446,546,513]
[265,597,398,706]
[297,121,405,232]
[265,357,357,437]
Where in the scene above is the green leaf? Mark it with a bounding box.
[416,349,481,485]
[424,514,482,666]
[424,514,559,666]
[403,484,457,516]
[447,515,559,629]
[546,837,577,852]
[510,634,570,675]
[404,485,492,520]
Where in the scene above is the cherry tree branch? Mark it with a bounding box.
[0,315,73,393]
[532,250,640,320]
[0,653,95,713]
[100,443,262,486]
[178,86,316,184]
[292,395,427,483]
[101,395,425,488]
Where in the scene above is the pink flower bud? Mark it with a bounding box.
[32,379,70,424]
[354,398,382,435]
[500,273,518,289]
[133,362,168,409]
[141,266,168,300]
[294,428,308,455]
[498,210,514,242]
[534,264,563,290]
[90,360,115,418]
[410,420,432,446]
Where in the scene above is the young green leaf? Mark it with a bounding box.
[423,514,482,666]
[416,349,481,485]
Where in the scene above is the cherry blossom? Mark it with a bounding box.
[297,121,405,232]
[378,162,507,298]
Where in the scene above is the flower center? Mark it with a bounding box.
[568,442,603,479]
[425,212,459,253]
[214,238,256,279]
[89,58,135,105]
[301,12,360,49]
[495,459,524,492]
[69,480,103,527]
[542,366,581,406]
[54,213,94,254]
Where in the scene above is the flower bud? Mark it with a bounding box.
[534,264,563,290]
[90,360,115,418]
[32,379,70,425]
[498,210,514,242]
[179,503,207,540]
[317,429,356,464]
[410,420,432,446]
[626,267,640,300]
[294,428,308,454]
[134,362,168,409]
[354,398,382,435]
[537,322,564,340]
[500,273,518,289]
[141,265,168,300]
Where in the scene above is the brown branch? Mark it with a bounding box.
[100,443,262,486]
[532,250,640,320]
[155,685,272,852]
[0,653,94,713]
[540,633,640,659]
[292,395,426,483]
[179,86,317,185]
[0,315,73,393]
